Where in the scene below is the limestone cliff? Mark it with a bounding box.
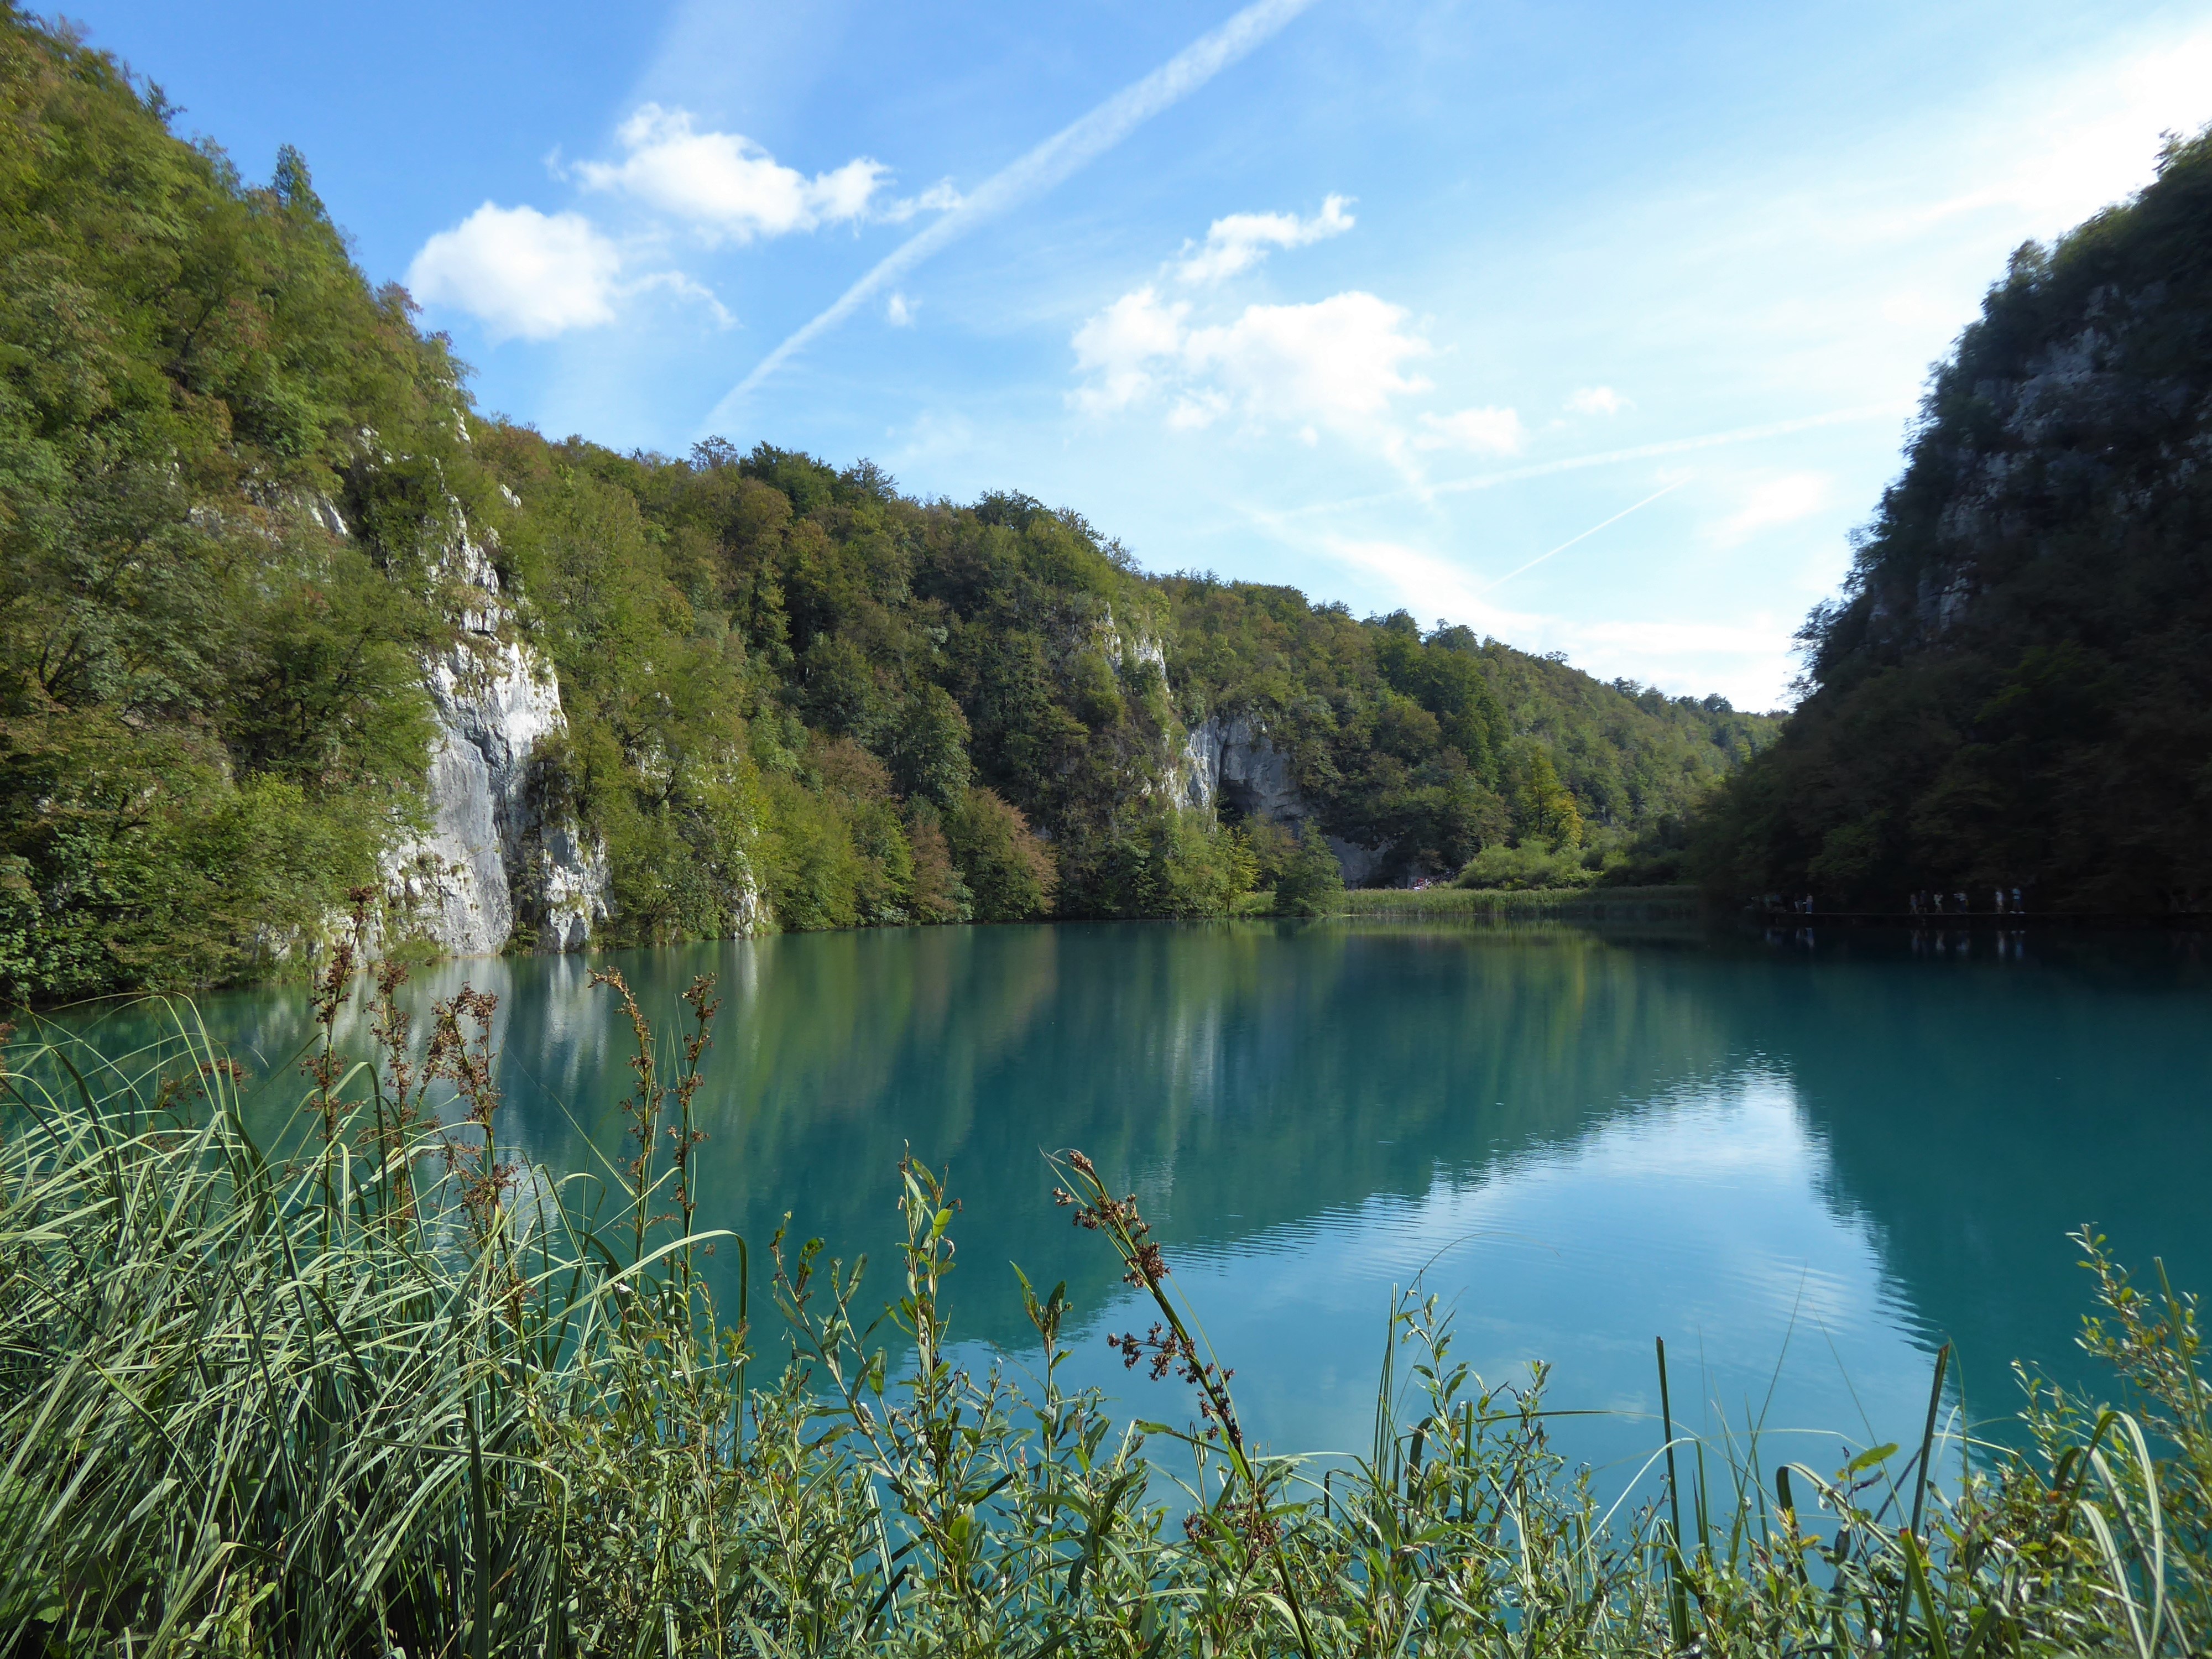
[1176,712,1392,881]
[328,497,612,957]
[1176,712,1305,825]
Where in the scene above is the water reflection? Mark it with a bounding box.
[38,921,2212,1478]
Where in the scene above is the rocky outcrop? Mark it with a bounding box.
[1177,713,1306,824]
[1324,836,1392,886]
[1178,711,1398,881]
[1696,131,2212,907]
[382,633,608,955]
[1858,298,2210,654]
[326,495,612,958]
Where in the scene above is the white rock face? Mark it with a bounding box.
[369,519,612,958]
[1178,713,1307,825]
[1179,712,1403,883]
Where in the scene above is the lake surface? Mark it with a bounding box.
[43,920,2212,1490]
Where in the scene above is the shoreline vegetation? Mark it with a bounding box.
[3,961,2206,1656]
[1337,885,1702,922]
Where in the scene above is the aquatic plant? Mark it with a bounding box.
[0,973,2203,1655]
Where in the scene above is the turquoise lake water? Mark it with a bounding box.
[40,919,2212,1490]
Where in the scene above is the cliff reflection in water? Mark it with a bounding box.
[90,920,2212,1467]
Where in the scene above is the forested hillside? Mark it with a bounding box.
[1689,123,2212,911]
[0,11,1772,1001]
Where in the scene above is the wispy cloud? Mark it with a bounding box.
[1176,194,1354,283]
[1481,481,1684,592]
[1314,526,1796,708]
[1415,406,1525,456]
[1260,404,1907,521]
[1566,385,1631,416]
[705,0,1323,423]
[1709,471,1833,546]
[885,291,917,326]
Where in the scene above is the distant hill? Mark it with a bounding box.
[1691,124,2212,913]
[0,11,1771,1000]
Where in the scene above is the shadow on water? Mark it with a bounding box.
[24,919,2210,1480]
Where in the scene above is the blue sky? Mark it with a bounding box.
[74,0,2212,708]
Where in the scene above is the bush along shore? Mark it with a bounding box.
[1338,885,1703,922]
[1,959,2206,1656]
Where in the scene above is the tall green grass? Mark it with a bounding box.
[1,952,2204,1655]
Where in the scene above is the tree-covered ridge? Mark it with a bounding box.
[468,431,1773,936]
[471,432,1169,938]
[0,9,1775,1000]
[1163,578,1773,875]
[0,10,474,996]
[1689,122,2212,911]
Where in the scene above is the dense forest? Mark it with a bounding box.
[0,11,1773,1003]
[1688,122,2212,912]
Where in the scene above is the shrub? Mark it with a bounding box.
[1456,841,1600,892]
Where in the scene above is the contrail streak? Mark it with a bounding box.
[1480,479,1686,593]
[703,0,1319,429]
[1256,403,1907,524]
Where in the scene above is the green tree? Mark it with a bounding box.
[945,787,1055,921]
[1271,825,1347,916]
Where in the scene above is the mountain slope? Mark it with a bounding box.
[1692,126,2212,911]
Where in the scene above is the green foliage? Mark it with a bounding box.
[2,989,2206,1656]
[1164,587,1775,885]
[943,785,1055,921]
[0,12,474,1000]
[1457,839,1601,892]
[1510,743,1586,849]
[1689,124,2212,911]
[1256,822,1348,916]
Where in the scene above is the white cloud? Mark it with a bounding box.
[577,104,900,241]
[1186,291,1431,419]
[1566,385,1631,416]
[1176,194,1355,283]
[1322,534,1531,637]
[406,204,623,341]
[1169,390,1231,430]
[1415,406,1525,456]
[1070,285,1192,413]
[890,409,977,465]
[627,269,736,330]
[1710,472,1833,546]
[1073,285,1430,437]
[886,291,916,326]
[1874,33,2212,242]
